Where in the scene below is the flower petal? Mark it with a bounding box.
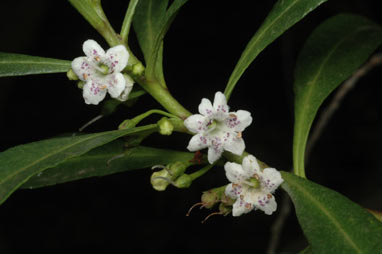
[83,81,107,105]
[225,162,248,184]
[231,110,253,132]
[107,73,126,98]
[231,193,254,217]
[71,57,94,81]
[198,98,214,116]
[184,114,208,133]
[83,39,105,59]
[117,75,134,101]
[261,167,284,193]
[105,45,129,73]
[207,145,223,164]
[242,155,261,176]
[223,136,245,156]
[187,134,209,152]
[252,191,277,215]
[213,91,229,113]
[208,136,224,163]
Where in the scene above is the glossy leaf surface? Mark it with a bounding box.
[22,142,194,189]
[282,172,382,253]
[224,0,328,100]
[0,125,156,205]
[293,14,382,176]
[0,53,71,77]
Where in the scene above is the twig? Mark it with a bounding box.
[266,53,382,254]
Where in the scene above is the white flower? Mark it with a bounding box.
[72,39,133,105]
[224,155,283,216]
[184,91,252,164]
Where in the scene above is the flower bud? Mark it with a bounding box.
[132,62,145,77]
[174,174,192,188]
[150,169,171,191]
[158,117,174,135]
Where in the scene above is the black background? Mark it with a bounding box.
[0,1,382,253]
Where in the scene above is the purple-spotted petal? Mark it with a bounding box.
[231,189,254,217]
[105,45,129,73]
[83,81,107,105]
[213,91,229,112]
[107,73,126,98]
[242,155,260,176]
[232,110,253,132]
[225,162,249,184]
[261,167,284,193]
[71,57,94,81]
[223,136,245,156]
[184,114,207,133]
[83,39,105,59]
[207,144,223,164]
[252,191,277,215]
[187,134,209,152]
[198,98,214,117]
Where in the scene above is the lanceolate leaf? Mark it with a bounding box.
[22,142,194,189]
[224,0,328,100]
[0,125,156,205]
[282,172,382,253]
[0,53,71,77]
[293,14,382,177]
[133,0,188,82]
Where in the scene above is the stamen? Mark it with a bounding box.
[95,56,101,62]
[236,132,242,138]
[201,211,223,223]
[186,202,204,216]
[100,85,108,90]
[82,73,88,80]
[267,193,273,199]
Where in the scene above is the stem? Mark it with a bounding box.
[137,77,192,120]
[120,0,139,43]
[131,109,178,125]
[189,164,214,181]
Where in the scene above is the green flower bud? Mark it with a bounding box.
[174,174,192,189]
[201,190,220,209]
[151,169,171,191]
[67,69,79,81]
[132,62,145,76]
[158,117,174,135]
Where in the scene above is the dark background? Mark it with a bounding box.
[0,1,381,253]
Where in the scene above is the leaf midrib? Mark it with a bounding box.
[0,60,70,65]
[294,25,379,171]
[228,0,299,88]
[291,179,363,253]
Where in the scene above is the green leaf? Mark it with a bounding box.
[224,0,328,100]
[0,53,71,77]
[22,142,194,189]
[121,0,140,43]
[0,125,156,205]
[293,14,382,177]
[68,0,121,47]
[281,172,382,253]
[133,0,188,82]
